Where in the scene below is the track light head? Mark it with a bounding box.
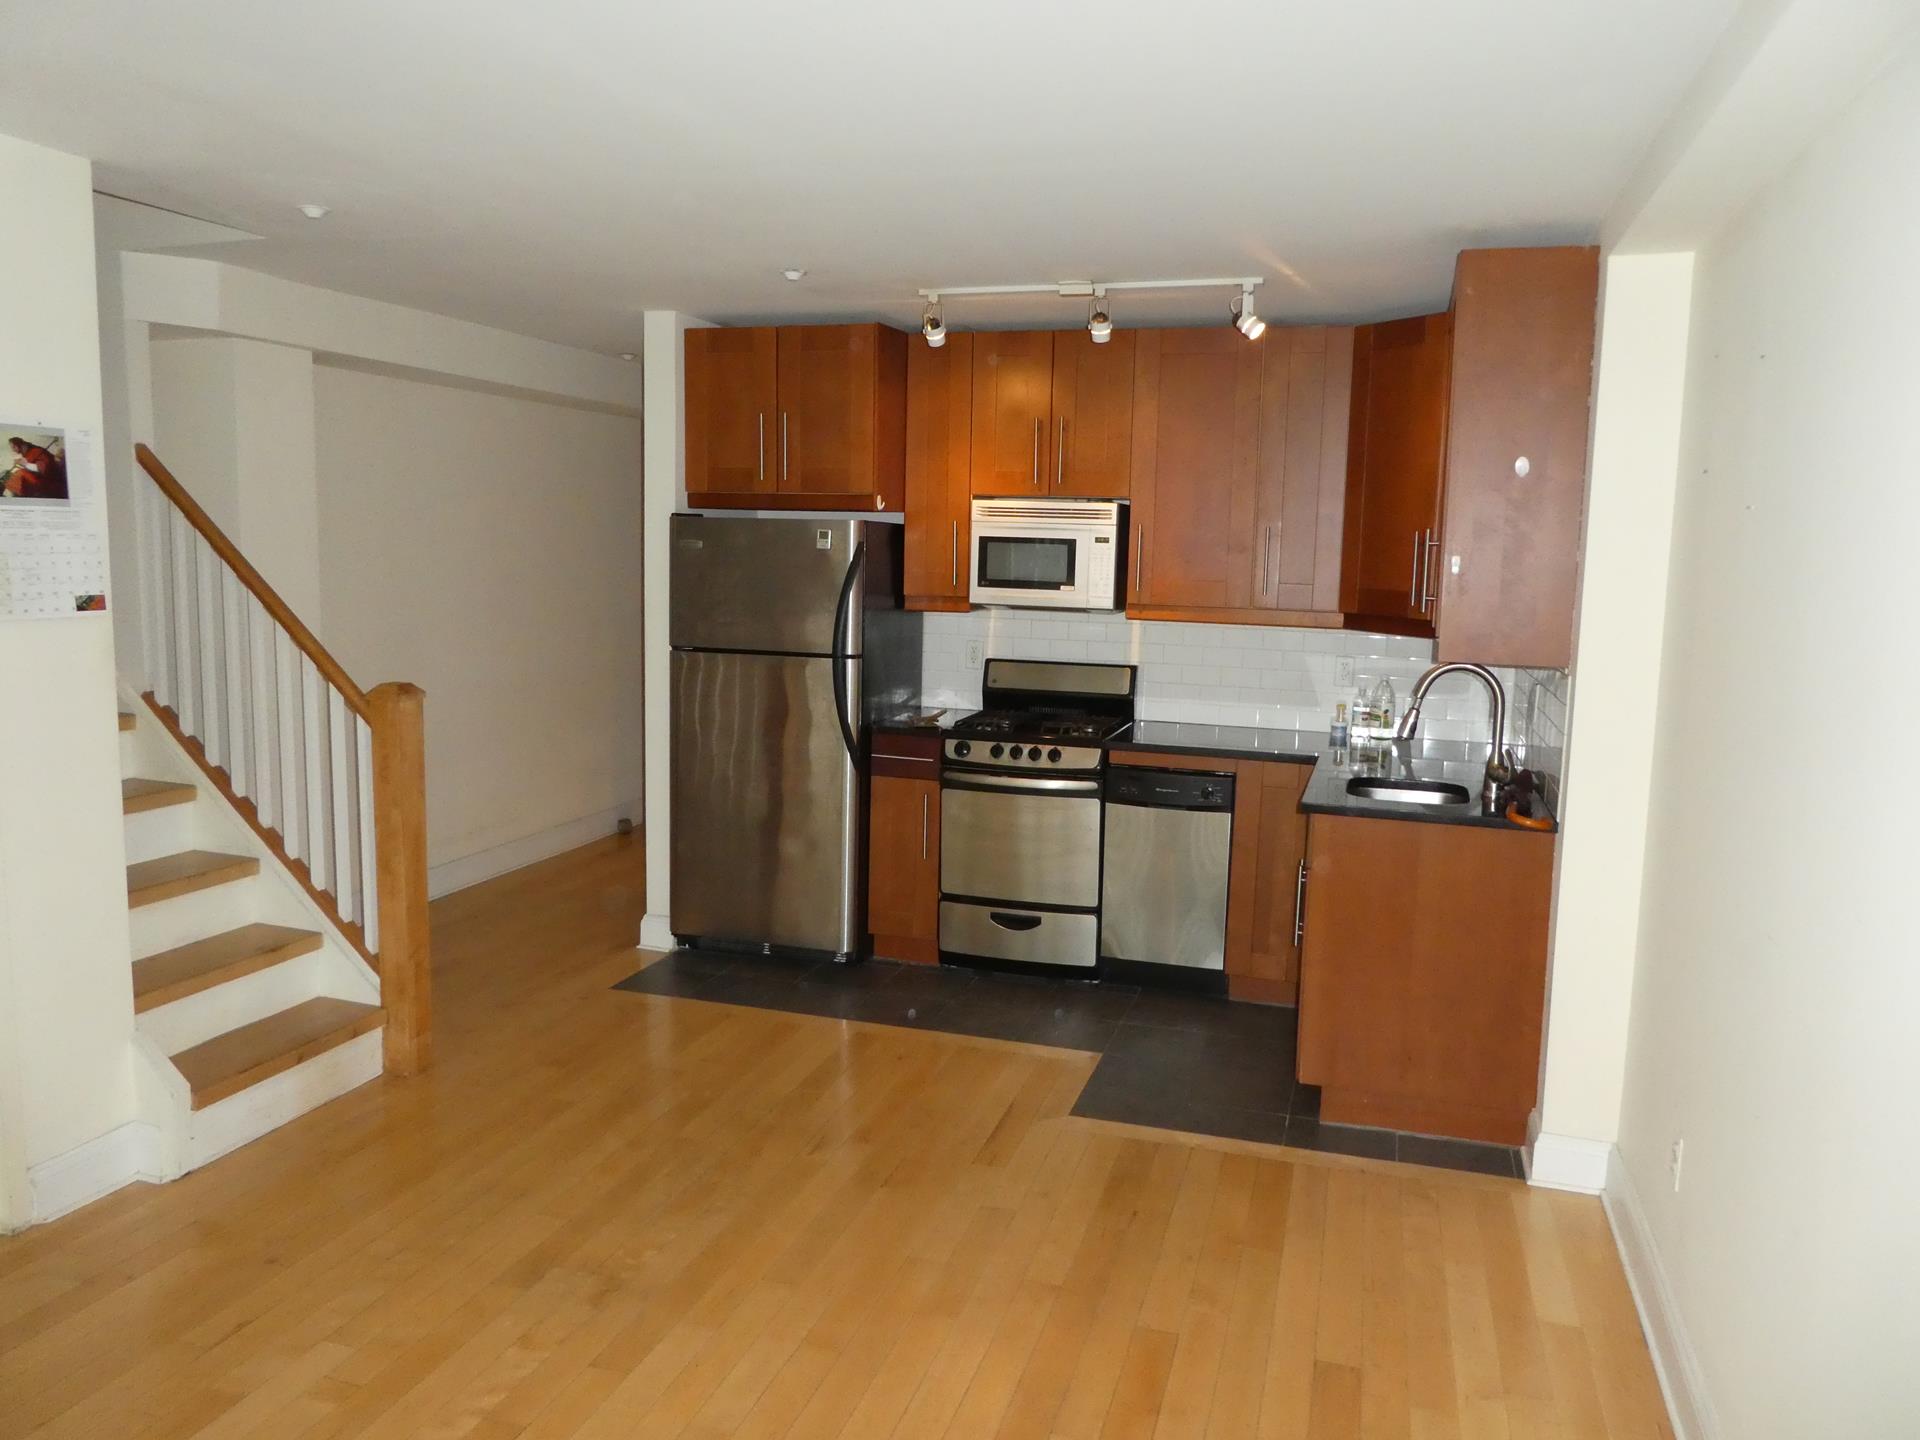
[1087,297,1112,344]
[921,299,947,349]
[1231,286,1265,340]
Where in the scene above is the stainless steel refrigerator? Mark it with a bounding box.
[668,513,921,960]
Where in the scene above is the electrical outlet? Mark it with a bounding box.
[965,640,985,669]
[1669,1138,1685,1192]
[1335,656,1356,687]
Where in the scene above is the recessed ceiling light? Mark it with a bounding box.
[782,268,807,282]
[298,203,330,220]
[619,352,637,362]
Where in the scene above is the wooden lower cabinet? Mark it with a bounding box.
[867,733,942,963]
[1224,760,1312,1004]
[1296,814,1555,1145]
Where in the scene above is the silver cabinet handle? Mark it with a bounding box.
[921,792,930,860]
[1263,525,1275,594]
[757,413,765,486]
[1411,530,1421,610]
[951,520,958,589]
[1293,858,1307,947]
[781,412,790,484]
[1421,529,1439,612]
[1136,527,1147,595]
[1055,417,1066,488]
[1032,418,1041,488]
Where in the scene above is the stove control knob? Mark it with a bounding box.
[989,743,1004,759]
[1047,747,1062,763]
[953,740,971,758]
[1027,745,1043,761]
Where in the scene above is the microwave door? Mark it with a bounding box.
[974,530,1080,602]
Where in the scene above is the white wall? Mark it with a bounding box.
[312,363,644,891]
[1530,253,1694,1177]
[150,335,323,619]
[0,135,136,1229]
[1616,43,1920,1437]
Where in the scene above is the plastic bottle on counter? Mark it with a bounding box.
[1330,701,1349,747]
[1368,676,1396,736]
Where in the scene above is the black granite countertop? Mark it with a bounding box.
[1114,721,1555,834]
[870,707,963,736]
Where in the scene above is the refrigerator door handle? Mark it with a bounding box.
[829,541,866,763]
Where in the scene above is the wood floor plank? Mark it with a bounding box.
[0,835,1673,1440]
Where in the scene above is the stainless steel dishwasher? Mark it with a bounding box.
[1100,767,1234,990]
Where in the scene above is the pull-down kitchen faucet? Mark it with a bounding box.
[1395,662,1514,811]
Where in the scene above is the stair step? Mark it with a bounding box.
[123,777,197,815]
[134,923,325,1013]
[127,850,261,908]
[171,997,383,1110]
[118,711,136,732]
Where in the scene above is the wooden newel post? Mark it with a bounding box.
[368,681,431,1076]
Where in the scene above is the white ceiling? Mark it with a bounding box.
[3,1,1738,352]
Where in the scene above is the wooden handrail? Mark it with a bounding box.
[135,443,370,718]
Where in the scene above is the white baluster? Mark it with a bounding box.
[277,631,304,861]
[170,511,197,734]
[303,657,329,891]
[140,478,171,707]
[196,535,222,767]
[330,689,354,923]
[249,596,277,830]
[357,716,379,954]
[223,569,248,798]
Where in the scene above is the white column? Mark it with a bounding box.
[637,310,703,951]
[1528,252,1694,1191]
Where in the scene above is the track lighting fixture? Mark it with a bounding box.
[1231,286,1266,340]
[921,298,947,349]
[1087,293,1112,343]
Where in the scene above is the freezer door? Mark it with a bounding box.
[670,649,860,955]
[670,513,867,655]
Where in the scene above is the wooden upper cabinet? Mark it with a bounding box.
[1127,328,1264,613]
[685,327,778,497]
[1435,247,1599,668]
[1253,326,1352,615]
[902,333,973,611]
[1339,313,1451,630]
[1048,330,1135,497]
[969,332,1056,495]
[686,322,905,512]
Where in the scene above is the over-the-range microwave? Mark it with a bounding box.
[968,498,1125,611]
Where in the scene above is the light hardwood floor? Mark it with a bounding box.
[0,836,1672,1439]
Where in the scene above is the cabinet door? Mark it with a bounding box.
[969,332,1055,495]
[1049,329,1135,497]
[1128,328,1264,611]
[1297,815,1555,1145]
[1436,247,1599,668]
[1223,761,1312,1002]
[1338,314,1450,626]
[868,774,939,962]
[777,323,880,498]
[903,334,972,610]
[686,327,778,498]
[1252,327,1352,614]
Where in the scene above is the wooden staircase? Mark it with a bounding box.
[116,443,431,1177]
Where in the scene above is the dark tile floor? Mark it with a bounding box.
[615,949,1523,1180]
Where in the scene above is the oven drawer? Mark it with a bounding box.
[940,779,1100,907]
[940,901,1097,970]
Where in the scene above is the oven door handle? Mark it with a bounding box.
[941,771,1101,796]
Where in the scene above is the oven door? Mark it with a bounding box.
[970,527,1094,609]
[940,770,1101,908]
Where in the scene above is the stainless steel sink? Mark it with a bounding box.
[1345,777,1473,807]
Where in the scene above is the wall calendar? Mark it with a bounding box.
[0,419,109,620]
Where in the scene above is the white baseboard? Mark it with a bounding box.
[638,912,675,952]
[1603,1148,1718,1440]
[27,1120,169,1224]
[1525,1131,1613,1192]
[428,801,640,899]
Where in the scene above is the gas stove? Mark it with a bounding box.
[941,659,1136,774]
